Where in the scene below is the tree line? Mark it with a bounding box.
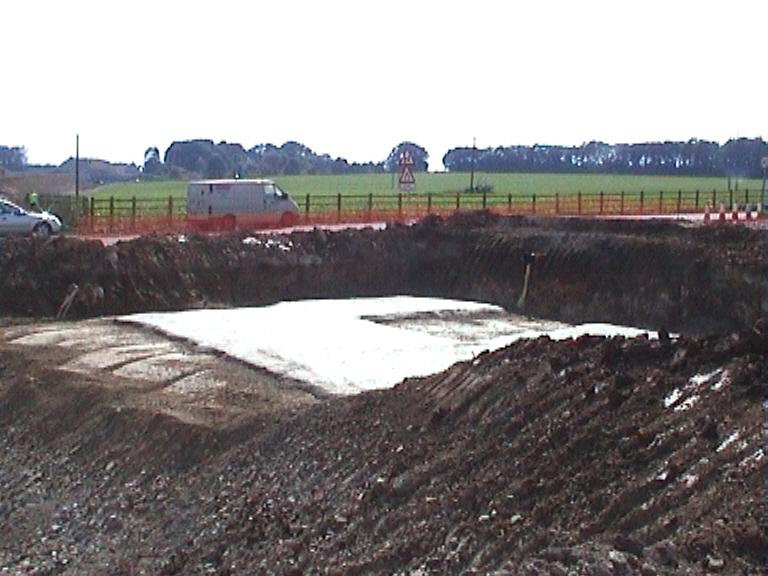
[143,141,429,179]
[0,146,28,170]
[442,138,767,179]
[147,138,768,179]
[3,138,765,180]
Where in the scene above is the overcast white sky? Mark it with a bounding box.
[4,0,766,169]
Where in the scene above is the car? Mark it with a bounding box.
[0,198,63,237]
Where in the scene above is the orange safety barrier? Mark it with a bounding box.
[71,189,765,238]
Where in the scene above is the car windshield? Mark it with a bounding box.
[0,201,21,214]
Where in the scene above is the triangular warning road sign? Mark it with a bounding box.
[399,166,415,185]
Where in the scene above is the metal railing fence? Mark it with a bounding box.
[37,188,764,236]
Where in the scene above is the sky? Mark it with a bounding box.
[4,0,766,170]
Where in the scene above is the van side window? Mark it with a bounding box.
[264,184,276,196]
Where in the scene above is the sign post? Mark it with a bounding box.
[398,148,415,193]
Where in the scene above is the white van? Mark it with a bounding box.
[187,179,300,231]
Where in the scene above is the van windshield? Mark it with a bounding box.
[264,183,287,198]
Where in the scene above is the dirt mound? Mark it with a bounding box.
[0,213,766,574]
[0,321,764,574]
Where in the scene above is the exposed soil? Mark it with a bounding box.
[0,213,765,574]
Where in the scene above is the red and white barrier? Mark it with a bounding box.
[704,203,765,224]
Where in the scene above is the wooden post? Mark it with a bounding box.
[531,194,536,215]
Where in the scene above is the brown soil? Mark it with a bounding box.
[0,213,765,575]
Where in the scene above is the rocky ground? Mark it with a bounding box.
[0,213,765,574]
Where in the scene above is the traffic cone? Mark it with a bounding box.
[704,204,711,223]
[731,204,739,222]
[718,203,726,223]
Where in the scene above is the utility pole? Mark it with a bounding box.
[75,134,80,219]
[75,135,80,199]
[469,137,476,192]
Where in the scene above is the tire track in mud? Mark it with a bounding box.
[0,320,318,429]
[398,328,765,570]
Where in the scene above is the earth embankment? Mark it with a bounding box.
[0,213,764,333]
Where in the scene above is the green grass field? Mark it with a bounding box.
[90,173,763,201]
[81,172,765,218]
